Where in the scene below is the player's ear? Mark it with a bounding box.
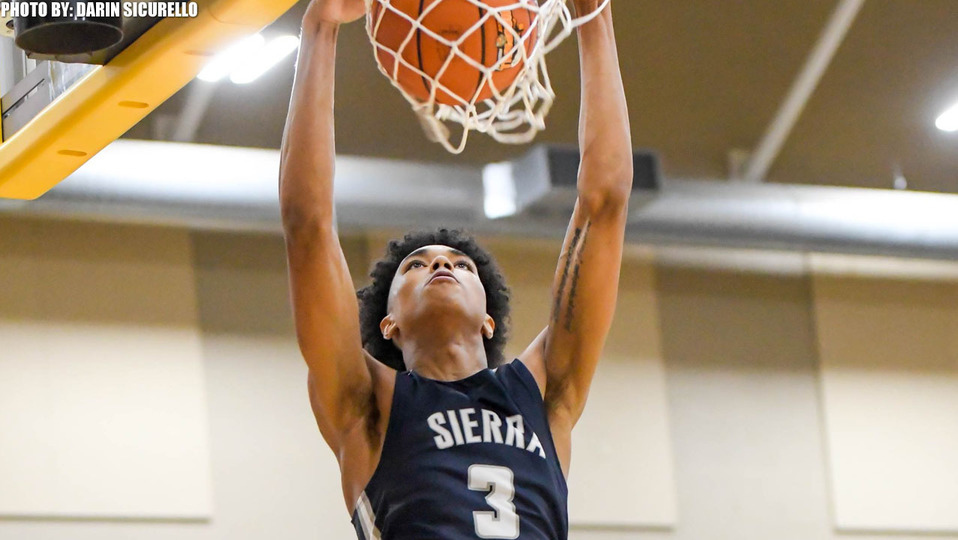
[481,315,495,339]
[381,315,399,341]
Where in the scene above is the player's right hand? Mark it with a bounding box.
[303,0,366,27]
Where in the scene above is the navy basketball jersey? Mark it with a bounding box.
[351,359,568,540]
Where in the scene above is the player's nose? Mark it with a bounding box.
[431,255,453,271]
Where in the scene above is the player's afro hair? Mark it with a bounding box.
[357,228,511,372]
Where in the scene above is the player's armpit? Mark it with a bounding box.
[306,350,396,461]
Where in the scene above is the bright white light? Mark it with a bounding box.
[197,34,265,82]
[64,140,280,204]
[893,174,907,190]
[482,162,517,219]
[229,35,301,84]
[936,101,958,132]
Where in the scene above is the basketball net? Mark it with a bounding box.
[364,0,611,154]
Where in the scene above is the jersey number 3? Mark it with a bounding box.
[468,464,520,539]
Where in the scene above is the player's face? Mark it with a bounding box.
[385,245,491,337]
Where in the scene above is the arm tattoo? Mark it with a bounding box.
[563,222,590,331]
[552,226,584,326]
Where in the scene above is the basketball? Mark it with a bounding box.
[368,0,538,106]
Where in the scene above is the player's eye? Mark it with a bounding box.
[455,261,471,270]
[406,260,425,271]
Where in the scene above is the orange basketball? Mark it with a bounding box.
[369,0,538,106]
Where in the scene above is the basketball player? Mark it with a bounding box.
[279,0,632,537]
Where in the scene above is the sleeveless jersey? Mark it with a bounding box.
[351,359,568,540]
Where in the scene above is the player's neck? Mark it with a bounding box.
[402,332,488,381]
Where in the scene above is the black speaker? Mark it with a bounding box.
[14,1,123,55]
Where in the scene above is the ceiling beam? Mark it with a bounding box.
[741,0,865,183]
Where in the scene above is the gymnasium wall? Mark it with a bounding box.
[0,216,956,540]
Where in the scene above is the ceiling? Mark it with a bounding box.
[124,0,958,193]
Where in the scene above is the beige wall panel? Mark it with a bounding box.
[568,250,677,528]
[655,255,833,540]
[812,255,958,532]
[0,219,213,519]
[190,231,359,539]
[812,254,958,533]
[196,334,353,539]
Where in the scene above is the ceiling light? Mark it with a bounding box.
[229,35,301,85]
[197,34,265,82]
[936,101,958,132]
[482,162,517,219]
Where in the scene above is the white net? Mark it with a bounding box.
[364,0,610,154]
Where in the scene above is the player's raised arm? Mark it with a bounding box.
[279,0,386,453]
[521,0,633,469]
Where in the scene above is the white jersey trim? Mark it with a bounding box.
[356,491,382,540]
